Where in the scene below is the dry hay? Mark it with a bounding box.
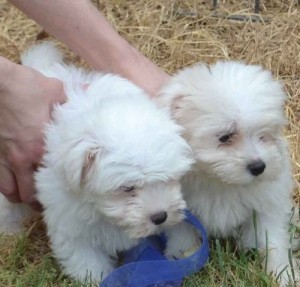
[0,0,299,203]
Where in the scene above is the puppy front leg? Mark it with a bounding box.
[240,212,298,286]
[50,233,114,283]
[164,222,201,259]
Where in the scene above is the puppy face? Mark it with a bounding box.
[182,110,285,185]
[159,61,287,185]
[56,77,193,238]
[94,180,185,239]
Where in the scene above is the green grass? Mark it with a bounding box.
[0,220,298,287]
[0,219,92,287]
[183,240,276,287]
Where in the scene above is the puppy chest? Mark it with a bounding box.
[187,192,251,237]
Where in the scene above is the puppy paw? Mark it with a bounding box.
[0,221,23,235]
[165,244,201,259]
[62,250,115,283]
[269,259,300,287]
[275,267,300,287]
[0,198,32,235]
[96,261,115,282]
[164,245,186,260]
[164,222,201,259]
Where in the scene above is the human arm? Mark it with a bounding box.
[9,0,170,96]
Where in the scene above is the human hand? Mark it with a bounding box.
[0,57,65,209]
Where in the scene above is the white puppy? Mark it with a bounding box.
[0,42,194,282]
[158,61,298,285]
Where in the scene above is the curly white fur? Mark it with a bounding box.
[0,42,194,282]
[158,61,298,286]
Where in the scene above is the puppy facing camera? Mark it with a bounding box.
[0,42,194,282]
[158,61,298,285]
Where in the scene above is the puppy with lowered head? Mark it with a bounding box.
[158,61,298,285]
[0,42,194,282]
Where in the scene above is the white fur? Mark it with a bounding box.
[21,42,64,71]
[158,61,298,286]
[0,193,31,234]
[0,42,194,282]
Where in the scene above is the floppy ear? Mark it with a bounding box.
[156,91,184,112]
[64,139,102,192]
[170,95,185,114]
[80,147,100,186]
[156,80,186,116]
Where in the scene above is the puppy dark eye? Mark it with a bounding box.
[121,186,135,192]
[219,133,234,143]
[259,134,273,142]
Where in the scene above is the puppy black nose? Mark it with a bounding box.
[151,211,168,225]
[247,160,266,176]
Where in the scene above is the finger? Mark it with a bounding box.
[29,201,43,212]
[0,164,20,203]
[48,78,66,105]
[14,167,37,205]
[10,166,42,212]
[15,168,43,211]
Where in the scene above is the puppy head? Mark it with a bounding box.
[59,75,193,238]
[159,61,288,185]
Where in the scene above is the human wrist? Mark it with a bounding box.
[116,47,170,97]
[88,39,169,96]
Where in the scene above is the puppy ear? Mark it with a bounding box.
[64,139,102,191]
[156,92,184,114]
[156,80,186,116]
[170,95,184,114]
[80,147,100,186]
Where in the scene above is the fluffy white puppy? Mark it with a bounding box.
[158,61,298,285]
[0,42,194,282]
